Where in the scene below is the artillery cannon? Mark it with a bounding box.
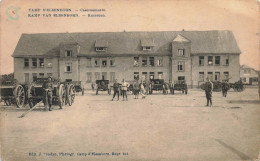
[151,79,164,93]
[0,79,26,108]
[230,80,245,92]
[27,78,66,109]
[173,80,188,94]
[96,80,111,95]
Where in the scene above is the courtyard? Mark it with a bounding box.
[0,88,259,161]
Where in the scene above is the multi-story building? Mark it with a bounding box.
[12,30,241,88]
[240,65,259,85]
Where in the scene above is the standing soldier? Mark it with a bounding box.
[205,78,213,107]
[42,76,54,111]
[121,79,129,101]
[222,80,229,97]
[133,80,140,99]
[112,79,120,101]
[169,80,174,94]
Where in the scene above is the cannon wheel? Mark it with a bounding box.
[67,84,75,106]
[58,84,65,109]
[27,85,36,108]
[14,85,25,108]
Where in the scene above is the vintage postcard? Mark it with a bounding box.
[0,0,259,161]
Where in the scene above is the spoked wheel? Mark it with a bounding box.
[27,85,35,108]
[58,84,65,109]
[66,84,75,106]
[14,85,25,108]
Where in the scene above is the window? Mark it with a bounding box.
[224,72,229,81]
[39,58,44,67]
[199,72,204,81]
[46,58,52,67]
[87,72,92,83]
[149,72,154,80]
[66,79,72,82]
[110,58,115,66]
[24,58,29,67]
[143,46,151,51]
[207,72,213,81]
[95,72,100,80]
[157,57,163,66]
[215,56,220,65]
[134,72,139,80]
[39,73,44,78]
[94,59,99,66]
[225,57,229,65]
[158,72,163,79]
[199,56,204,66]
[178,61,185,71]
[24,73,29,83]
[142,57,147,66]
[208,56,213,65]
[215,72,220,81]
[65,50,72,57]
[32,58,37,67]
[134,57,139,66]
[86,58,92,67]
[65,63,72,72]
[96,47,106,51]
[110,72,115,82]
[178,76,185,81]
[149,57,154,66]
[32,73,37,81]
[102,60,107,67]
[47,73,52,77]
[142,72,147,80]
[178,49,185,56]
[102,72,107,80]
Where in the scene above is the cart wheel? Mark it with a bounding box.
[14,85,25,108]
[58,84,65,109]
[27,85,35,108]
[67,84,75,106]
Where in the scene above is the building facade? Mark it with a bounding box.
[240,65,259,85]
[12,31,241,88]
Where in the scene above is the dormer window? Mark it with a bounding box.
[141,39,155,51]
[96,47,106,51]
[143,46,152,51]
[95,40,108,52]
[65,50,72,57]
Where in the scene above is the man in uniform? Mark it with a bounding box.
[42,76,54,111]
[112,79,120,101]
[169,80,174,94]
[121,79,129,101]
[205,78,213,107]
[222,80,229,97]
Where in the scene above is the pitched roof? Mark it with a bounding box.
[173,34,190,42]
[95,40,108,47]
[141,38,155,46]
[12,30,241,57]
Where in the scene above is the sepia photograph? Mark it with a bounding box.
[0,0,259,161]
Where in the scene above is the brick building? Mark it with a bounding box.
[12,31,241,88]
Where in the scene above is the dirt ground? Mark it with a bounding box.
[0,88,260,161]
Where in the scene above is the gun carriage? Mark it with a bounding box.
[96,80,111,95]
[27,78,66,109]
[173,80,188,94]
[151,79,164,93]
[0,79,26,108]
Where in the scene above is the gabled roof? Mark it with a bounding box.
[141,38,155,46]
[173,34,190,42]
[12,30,241,57]
[95,40,108,47]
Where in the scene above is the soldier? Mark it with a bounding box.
[42,76,54,111]
[91,82,95,91]
[205,77,213,107]
[222,80,229,97]
[121,79,129,101]
[169,80,174,94]
[112,79,120,101]
[133,80,140,99]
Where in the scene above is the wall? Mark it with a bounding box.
[191,54,240,87]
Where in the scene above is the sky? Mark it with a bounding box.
[0,0,259,74]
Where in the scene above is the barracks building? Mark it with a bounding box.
[12,30,241,88]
